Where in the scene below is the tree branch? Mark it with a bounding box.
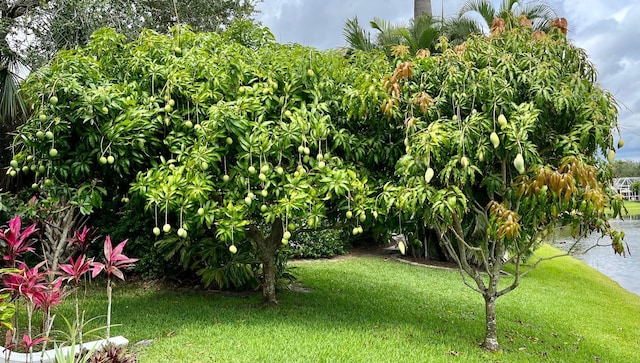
[7,0,50,19]
[451,214,487,292]
[438,228,484,294]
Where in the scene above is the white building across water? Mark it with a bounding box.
[613,177,640,201]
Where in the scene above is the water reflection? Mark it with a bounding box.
[554,219,639,296]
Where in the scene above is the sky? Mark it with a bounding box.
[255,0,640,161]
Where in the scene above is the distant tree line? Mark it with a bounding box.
[613,160,640,178]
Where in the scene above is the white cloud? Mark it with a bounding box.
[559,1,640,160]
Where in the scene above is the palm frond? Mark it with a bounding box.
[0,51,27,127]
[415,27,440,53]
[500,0,520,17]
[458,0,496,30]
[342,17,374,52]
[444,17,483,43]
[395,28,415,50]
[519,2,558,30]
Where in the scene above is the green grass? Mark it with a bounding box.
[39,245,640,362]
[623,200,640,216]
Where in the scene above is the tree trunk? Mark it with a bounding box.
[261,250,277,304]
[247,219,283,305]
[50,206,75,274]
[414,0,433,19]
[482,294,500,351]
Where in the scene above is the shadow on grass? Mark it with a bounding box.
[97,259,484,341]
[73,253,640,362]
[82,257,486,358]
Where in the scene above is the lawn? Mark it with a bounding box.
[623,200,640,216]
[46,244,639,362]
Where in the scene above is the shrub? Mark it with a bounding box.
[289,229,349,259]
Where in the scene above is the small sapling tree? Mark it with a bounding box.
[383,16,627,351]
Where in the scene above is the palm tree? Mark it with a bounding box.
[343,15,442,57]
[1,5,32,131]
[342,17,375,53]
[456,0,557,34]
[0,44,27,130]
[394,15,441,54]
[414,0,433,19]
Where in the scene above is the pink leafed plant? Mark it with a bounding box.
[33,278,67,354]
[0,215,38,267]
[33,278,67,315]
[59,254,94,344]
[91,236,137,338]
[3,261,50,352]
[67,226,97,255]
[3,334,49,352]
[3,261,48,303]
[60,255,94,287]
[91,236,138,281]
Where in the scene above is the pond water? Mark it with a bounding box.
[554,219,640,296]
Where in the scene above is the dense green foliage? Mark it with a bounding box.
[19,0,261,70]
[1,1,261,192]
[289,228,349,259]
[8,12,627,352]
[12,22,398,302]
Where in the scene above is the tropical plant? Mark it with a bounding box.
[0,5,29,131]
[60,254,94,343]
[55,314,107,354]
[66,226,97,257]
[456,0,557,34]
[0,291,15,330]
[4,262,50,341]
[91,236,137,339]
[0,215,38,267]
[33,277,67,349]
[0,214,135,361]
[343,15,442,57]
[1,1,261,191]
[342,17,375,53]
[4,334,50,363]
[53,340,95,363]
[382,17,625,351]
[631,181,640,195]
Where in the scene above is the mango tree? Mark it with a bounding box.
[12,23,390,304]
[382,17,627,351]
[127,29,388,304]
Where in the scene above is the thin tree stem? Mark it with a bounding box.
[106,278,112,339]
